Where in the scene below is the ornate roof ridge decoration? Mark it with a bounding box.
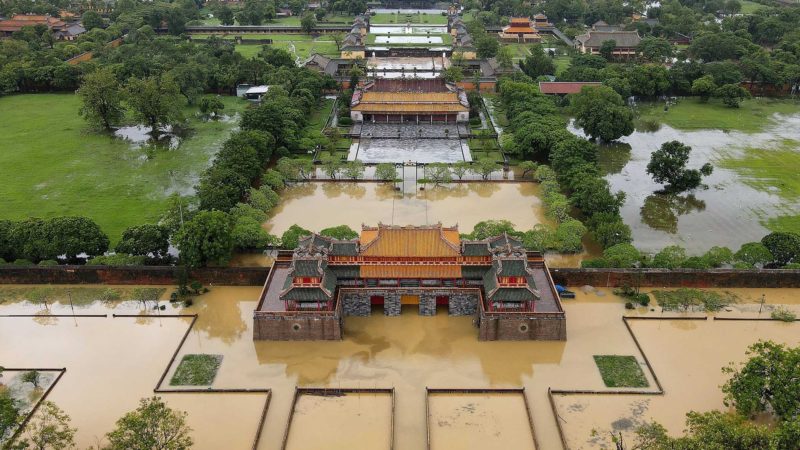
[359,223,461,256]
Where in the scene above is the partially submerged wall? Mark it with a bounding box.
[549,268,800,288]
[253,314,342,340]
[478,312,567,341]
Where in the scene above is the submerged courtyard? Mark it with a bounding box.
[2,285,799,449]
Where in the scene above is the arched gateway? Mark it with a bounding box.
[253,224,566,341]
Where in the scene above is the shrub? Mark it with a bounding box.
[651,245,687,269]
[87,254,148,266]
[602,243,640,268]
[338,117,353,126]
[554,219,587,253]
[702,246,733,267]
[261,169,285,191]
[281,224,312,249]
[734,242,773,267]
[681,256,711,269]
[115,224,170,258]
[37,259,59,266]
[771,307,797,322]
[761,232,800,265]
[13,259,34,266]
[581,258,609,268]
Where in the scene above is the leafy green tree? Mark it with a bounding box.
[199,96,225,118]
[471,160,499,180]
[197,167,250,212]
[518,161,537,178]
[374,163,397,182]
[761,232,800,266]
[78,68,126,130]
[159,194,193,235]
[691,75,717,102]
[570,85,634,142]
[215,5,235,25]
[599,39,617,60]
[106,397,193,450]
[115,224,170,258]
[280,224,311,249]
[496,45,513,71]
[571,178,625,217]
[441,66,464,83]
[451,161,471,180]
[469,220,520,240]
[175,211,233,267]
[554,219,586,253]
[322,158,342,179]
[300,12,316,33]
[602,243,641,267]
[723,341,800,420]
[0,391,20,442]
[702,246,733,267]
[714,83,751,108]
[646,141,713,192]
[519,44,555,78]
[342,160,365,180]
[475,35,499,58]
[592,219,633,249]
[81,11,104,30]
[231,215,273,250]
[651,245,687,268]
[637,36,673,63]
[425,163,452,185]
[125,75,184,135]
[18,401,76,450]
[320,225,358,240]
[262,169,286,190]
[45,217,110,261]
[734,242,773,267]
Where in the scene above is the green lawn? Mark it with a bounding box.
[370,12,449,24]
[553,56,570,76]
[593,355,649,388]
[0,94,248,243]
[502,43,531,60]
[637,97,800,133]
[740,0,766,14]
[234,34,339,59]
[366,33,452,45]
[170,354,223,386]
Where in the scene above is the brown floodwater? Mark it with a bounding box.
[3,285,799,449]
[428,392,536,450]
[285,392,393,450]
[569,114,800,253]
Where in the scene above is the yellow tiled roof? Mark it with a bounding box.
[360,265,462,279]
[361,92,460,103]
[360,226,461,257]
[351,103,468,113]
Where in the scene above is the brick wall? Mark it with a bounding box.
[478,314,567,341]
[549,268,800,288]
[253,314,342,340]
[0,266,267,286]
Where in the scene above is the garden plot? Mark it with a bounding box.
[427,389,536,450]
[284,389,393,450]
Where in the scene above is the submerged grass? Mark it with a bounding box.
[651,288,739,312]
[370,12,449,24]
[593,355,649,388]
[637,97,800,133]
[0,286,166,306]
[0,94,247,243]
[170,354,223,386]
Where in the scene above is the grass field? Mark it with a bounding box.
[0,94,248,243]
[637,97,800,133]
[553,56,570,76]
[370,12,448,24]
[593,355,649,388]
[224,33,339,59]
[740,0,767,13]
[170,354,223,386]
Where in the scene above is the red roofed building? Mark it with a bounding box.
[538,81,603,95]
[498,17,540,43]
[0,14,85,40]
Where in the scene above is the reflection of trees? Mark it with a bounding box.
[321,182,367,200]
[281,183,316,201]
[421,184,470,201]
[597,143,632,175]
[640,193,706,233]
[190,297,247,344]
[471,182,501,198]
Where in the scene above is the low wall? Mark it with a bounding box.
[253,313,342,340]
[0,266,267,286]
[549,268,800,288]
[479,313,567,341]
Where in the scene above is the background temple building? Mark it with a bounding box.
[254,224,566,341]
[0,14,85,39]
[350,78,470,123]
[498,17,541,43]
[574,29,642,58]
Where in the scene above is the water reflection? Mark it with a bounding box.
[640,193,706,234]
[597,143,632,175]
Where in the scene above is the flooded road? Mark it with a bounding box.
[263,182,551,236]
[569,114,800,253]
[2,285,798,449]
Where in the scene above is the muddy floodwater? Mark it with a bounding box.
[428,392,536,450]
[569,114,800,253]
[264,182,550,236]
[286,392,393,450]
[2,285,799,449]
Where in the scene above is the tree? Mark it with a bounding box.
[691,75,717,102]
[106,397,193,450]
[471,160,499,180]
[216,5,235,25]
[374,163,397,182]
[602,243,640,267]
[734,242,773,267]
[331,32,344,51]
[519,44,555,78]
[126,75,184,135]
[570,85,634,142]
[452,161,471,180]
[714,83,751,108]
[761,232,800,265]
[199,96,225,118]
[115,224,170,258]
[320,225,358,240]
[593,220,632,249]
[599,39,617,60]
[174,211,233,267]
[441,66,463,83]
[647,141,713,192]
[322,158,342,179]
[81,11,104,31]
[342,160,365,180]
[469,220,519,240]
[280,224,311,249]
[19,401,77,450]
[723,341,800,421]
[475,35,499,59]
[78,68,126,130]
[651,245,687,268]
[519,161,537,178]
[0,391,20,443]
[231,215,273,249]
[637,36,673,63]
[496,45,513,71]
[425,163,452,185]
[197,167,250,212]
[300,12,316,33]
[45,217,109,261]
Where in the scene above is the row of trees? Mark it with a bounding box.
[0,217,109,264]
[583,231,800,269]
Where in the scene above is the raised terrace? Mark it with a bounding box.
[254,224,565,341]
